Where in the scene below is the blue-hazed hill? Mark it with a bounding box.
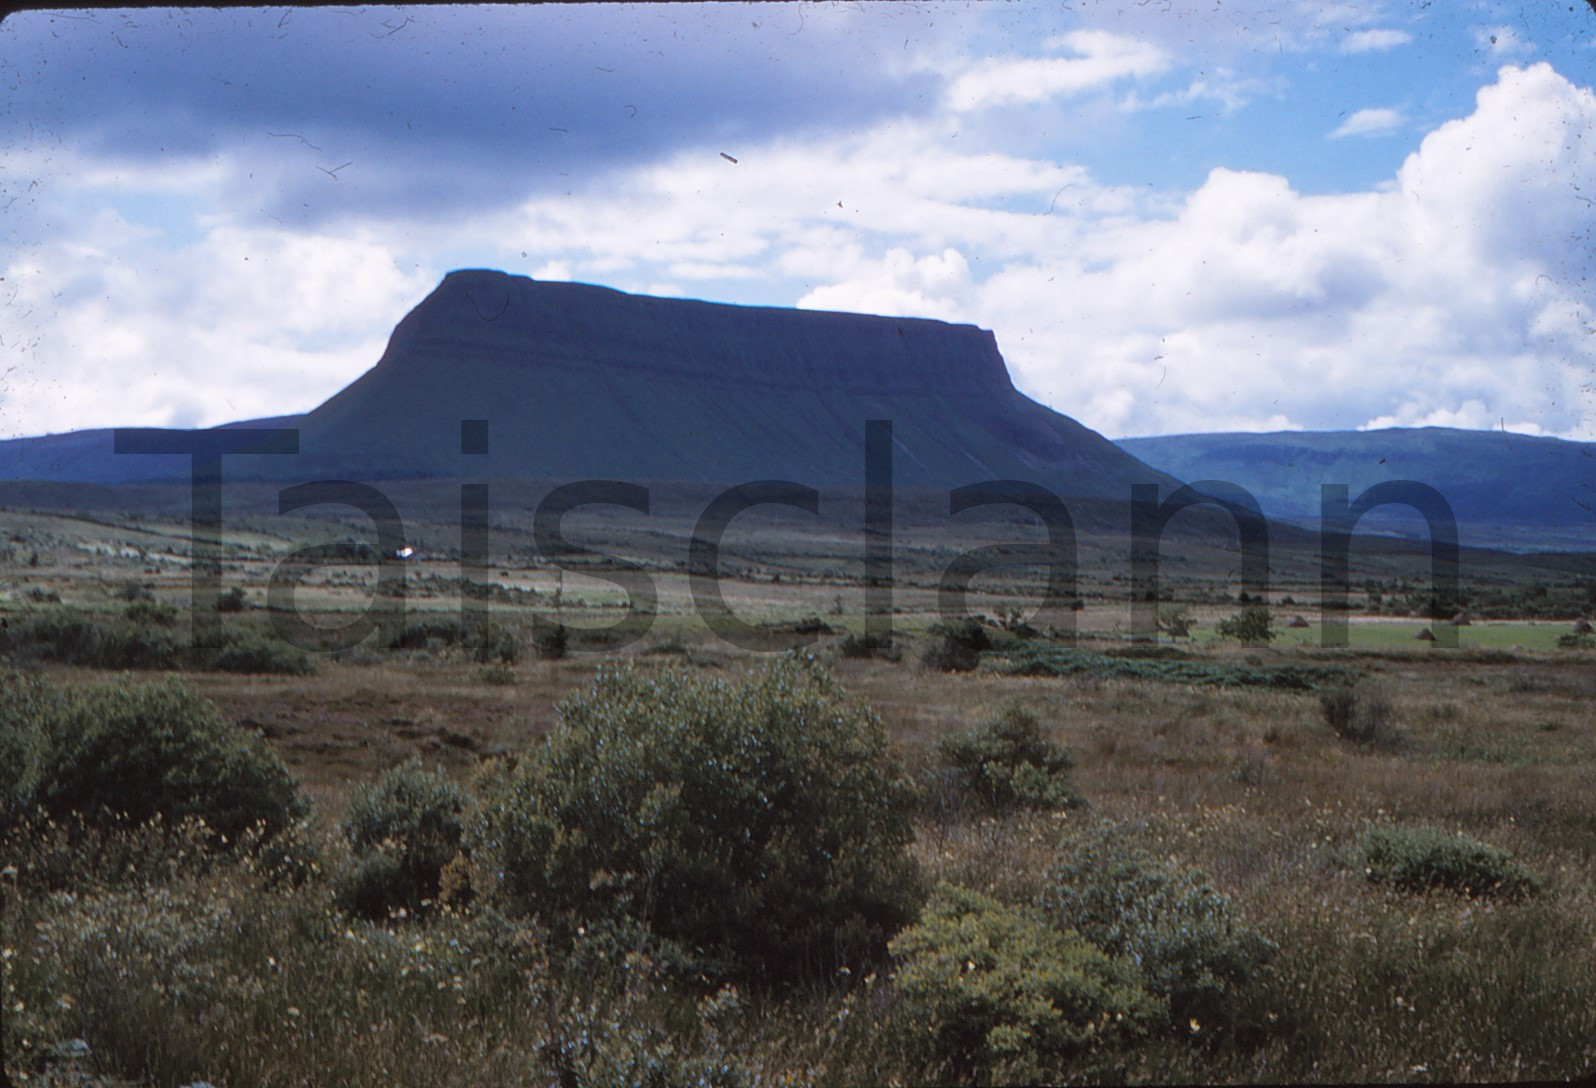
[1118,428,1596,550]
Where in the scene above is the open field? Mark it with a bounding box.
[4,493,1596,1085]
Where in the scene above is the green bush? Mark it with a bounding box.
[387,616,468,650]
[0,608,182,669]
[473,655,923,986]
[0,607,313,675]
[0,674,47,832]
[216,585,248,613]
[1037,827,1275,1037]
[890,883,1159,1084]
[837,632,899,660]
[470,620,522,665]
[934,706,1082,812]
[478,661,517,686]
[0,675,306,844]
[921,636,980,673]
[1215,605,1275,646]
[1320,682,1402,747]
[201,627,316,676]
[124,598,178,626]
[921,619,991,672]
[1356,825,1541,898]
[1003,644,1357,692]
[340,759,468,919]
[531,622,568,660]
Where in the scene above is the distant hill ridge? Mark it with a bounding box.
[1118,428,1596,543]
[0,270,1176,497]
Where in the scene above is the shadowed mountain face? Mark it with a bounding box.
[1119,428,1596,548]
[1,270,1178,498]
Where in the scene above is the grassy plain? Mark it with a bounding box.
[3,490,1596,1084]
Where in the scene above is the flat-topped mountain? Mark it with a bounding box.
[1,270,1178,497]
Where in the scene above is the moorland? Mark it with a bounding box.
[3,480,1596,1086]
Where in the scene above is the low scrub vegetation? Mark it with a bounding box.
[837,630,900,660]
[4,624,1595,1086]
[339,758,468,919]
[889,883,1159,1084]
[933,706,1083,812]
[1004,644,1357,691]
[921,618,992,673]
[0,606,314,674]
[1356,825,1542,898]
[1037,825,1276,1039]
[1320,681,1406,747]
[0,673,305,843]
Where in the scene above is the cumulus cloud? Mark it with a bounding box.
[0,202,432,436]
[1330,107,1404,139]
[778,64,1596,441]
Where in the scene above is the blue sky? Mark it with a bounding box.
[2,1,1593,442]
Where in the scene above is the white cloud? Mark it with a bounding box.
[1121,69,1276,114]
[1330,107,1404,139]
[1475,25,1533,58]
[1341,28,1412,54]
[0,201,433,437]
[772,65,1596,442]
[798,248,976,321]
[946,30,1169,112]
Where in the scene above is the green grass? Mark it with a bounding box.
[1228,620,1584,653]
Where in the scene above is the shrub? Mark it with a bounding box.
[340,760,469,919]
[124,598,178,626]
[890,883,1159,1083]
[470,620,522,664]
[216,585,247,612]
[1215,605,1275,646]
[1037,827,1275,1037]
[934,706,1082,812]
[114,579,153,602]
[531,621,568,660]
[0,675,47,833]
[0,608,182,670]
[1,675,305,844]
[838,631,899,660]
[387,616,468,650]
[478,661,517,686]
[790,615,834,636]
[922,617,993,672]
[201,627,316,676]
[1356,825,1541,898]
[473,655,923,986]
[921,636,980,673]
[1320,682,1402,747]
[0,608,312,675]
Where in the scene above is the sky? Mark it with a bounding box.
[1,0,1594,443]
